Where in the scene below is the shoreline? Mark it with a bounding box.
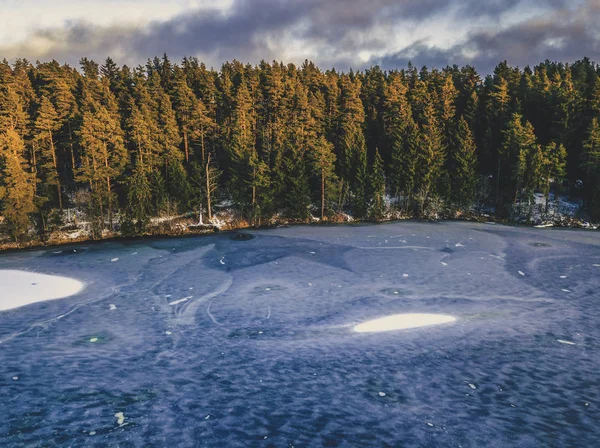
[1,214,597,253]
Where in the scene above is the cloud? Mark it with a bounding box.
[0,0,598,73]
[377,0,600,73]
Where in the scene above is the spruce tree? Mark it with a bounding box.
[310,135,337,220]
[124,164,152,234]
[451,117,478,210]
[369,149,386,220]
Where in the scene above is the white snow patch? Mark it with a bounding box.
[0,270,84,311]
[114,412,126,426]
[111,258,119,262]
[169,296,192,306]
[557,339,576,345]
[354,313,456,333]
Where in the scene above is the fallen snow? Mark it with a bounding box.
[354,314,456,333]
[0,270,84,311]
[169,296,192,306]
[114,412,126,426]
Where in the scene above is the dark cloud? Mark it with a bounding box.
[377,0,600,73]
[0,0,598,73]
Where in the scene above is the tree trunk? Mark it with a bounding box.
[321,169,325,220]
[183,128,189,163]
[206,154,212,220]
[49,128,63,210]
[68,122,76,171]
[337,179,345,212]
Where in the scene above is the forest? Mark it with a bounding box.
[1,55,600,243]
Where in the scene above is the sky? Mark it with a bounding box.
[1,0,599,73]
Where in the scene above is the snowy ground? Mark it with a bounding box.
[0,222,599,447]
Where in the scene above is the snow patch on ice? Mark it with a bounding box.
[169,296,192,306]
[114,412,126,426]
[0,270,84,311]
[354,313,456,333]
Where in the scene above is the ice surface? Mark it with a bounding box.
[0,269,84,311]
[0,221,599,447]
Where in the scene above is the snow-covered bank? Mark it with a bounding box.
[0,270,84,311]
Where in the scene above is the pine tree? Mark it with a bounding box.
[451,117,478,209]
[34,96,63,209]
[77,105,127,230]
[416,101,445,214]
[384,72,412,207]
[310,135,337,219]
[352,134,369,218]
[501,113,539,207]
[582,118,600,218]
[338,74,365,210]
[369,149,386,220]
[124,164,152,233]
[0,129,36,242]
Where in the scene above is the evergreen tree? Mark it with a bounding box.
[124,164,152,233]
[76,105,127,230]
[310,135,337,219]
[451,117,478,209]
[582,118,600,218]
[501,113,539,207]
[0,129,36,242]
[369,149,386,220]
[34,96,63,209]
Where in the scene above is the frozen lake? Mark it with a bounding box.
[0,221,599,447]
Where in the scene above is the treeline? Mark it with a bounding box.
[1,55,600,242]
